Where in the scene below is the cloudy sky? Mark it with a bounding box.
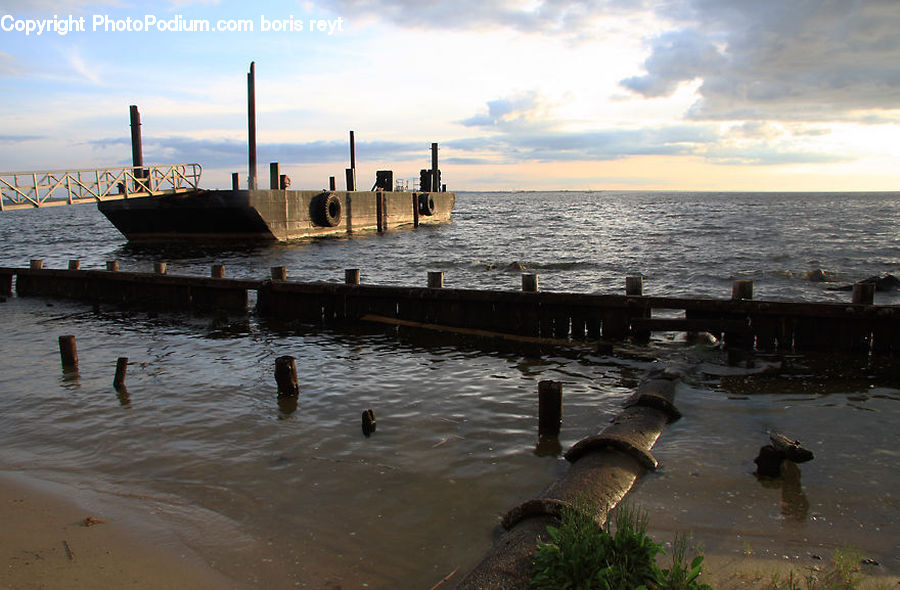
[1,0,898,190]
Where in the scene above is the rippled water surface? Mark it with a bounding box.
[1,191,898,586]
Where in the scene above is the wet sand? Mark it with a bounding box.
[0,471,242,590]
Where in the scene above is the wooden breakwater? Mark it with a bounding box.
[2,265,899,356]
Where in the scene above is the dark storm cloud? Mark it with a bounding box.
[626,0,900,119]
[325,0,900,120]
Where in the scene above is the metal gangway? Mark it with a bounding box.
[0,163,202,211]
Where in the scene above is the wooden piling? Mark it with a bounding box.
[428,271,444,289]
[129,105,143,173]
[537,380,562,438]
[232,172,239,190]
[362,409,376,436]
[271,266,286,281]
[345,268,360,285]
[412,193,420,227]
[114,357,128,390]
[852,282,875,305]
[106,260,119,272]
[58,335,78,371]
[274,355,299,397]
[732,280,753,300]
[154,262,167,275]
[626,276,643,296]
[522,274,539,292]
[211,264,226,279]
[329,176,336,191]
[30,259,43,270]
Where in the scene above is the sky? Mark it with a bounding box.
[1,0,899,191]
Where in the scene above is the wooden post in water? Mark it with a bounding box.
[274,355,299,397]
[68,260,81,270]
[106,260,119,272]
[537,380,562,438]
[329,176,336,191]
[271,266,287,281]
[30,259,43,270]
[247,61,258,190]
[58,335,78,371]
[522,274,539,292]
[852,282,875,305]
[154,262,167,275]
[732,280,753,300]
[362,409,376,436]
[114,357,128,390]
[428,271,444,288]
[626,276,643,296]
[232,172,239,190]
[211,264,226,279]
[345,268,360,285]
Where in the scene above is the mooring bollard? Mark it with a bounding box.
[106,260,119,272]
[427,271,444,288]
[362,408,376,436]
[345,268,360,285]
[68,260,81,271]
[626,275,644,296]
[211,264,226,279]
[852,282,875,305]
[30,259,43,270]
[154,262,167,275]
[732,279,753,300]
[114,357,128,390]
[271,266,287,281]
[537,380,562,438]
[522,274,539,292]
[274,355,299,397]
[58,335,78,371]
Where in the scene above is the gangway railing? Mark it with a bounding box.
[0,163,202,211]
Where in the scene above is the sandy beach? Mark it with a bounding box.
[0,471,241,590]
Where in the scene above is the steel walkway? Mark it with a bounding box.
[0,163,201,211]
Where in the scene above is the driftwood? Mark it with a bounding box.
[754,431,814,477]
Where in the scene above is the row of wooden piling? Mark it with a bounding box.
[3,263,898,356]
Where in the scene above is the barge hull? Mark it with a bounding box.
[97,189,454,241]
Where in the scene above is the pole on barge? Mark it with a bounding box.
[247,61,258,190]
[129,105,143,170]
[347,131,357,191]
[430,142,439,192]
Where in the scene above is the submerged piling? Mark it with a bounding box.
[58,335,78,371]
[68,260,81,271]
[537,380,562,438]
[274,356,299,397]
[114,357,128,390]
[522,274,539,292]
[345,268,360,285]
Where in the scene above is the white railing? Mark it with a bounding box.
[0,163,202,211]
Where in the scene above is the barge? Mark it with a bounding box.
[97,187,455,241]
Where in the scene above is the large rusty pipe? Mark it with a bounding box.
[455,368,683,590]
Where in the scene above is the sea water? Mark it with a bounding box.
[0,191,897,586]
